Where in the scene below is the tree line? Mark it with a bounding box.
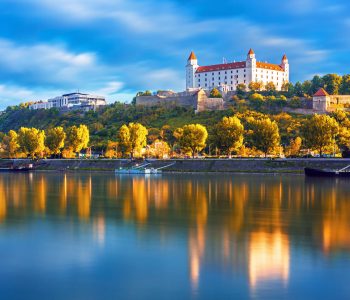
[107,111,349,159]
[0,125,89,159]
[0,111,349,159]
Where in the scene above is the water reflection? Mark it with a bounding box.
[0,173,349,297]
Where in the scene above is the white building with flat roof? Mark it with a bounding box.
[29,92,106,110]
[186,49,289,92]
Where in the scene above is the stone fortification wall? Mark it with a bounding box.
[136,95,196,108]
[2,158,350,173]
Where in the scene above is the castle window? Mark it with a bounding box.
[205,73,207,76]
[212,73,214,75]
[219,77,221,80]
[244,80,246,83]
[219,72,221,75]
[231,71,233,73]
[244,69,246,72]
[205,78,207,82]
[225,82,227,85]
[212,78,214,81]
[236,70,238,73]
[225,76,227,79]
[205,84,207,87]
[225,71,227,74]
[244,74,246,78]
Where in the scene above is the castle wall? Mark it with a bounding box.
[313,95,350,112]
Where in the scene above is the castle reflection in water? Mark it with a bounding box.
[0,173,349,293]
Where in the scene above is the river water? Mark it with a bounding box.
[0,173,349,299]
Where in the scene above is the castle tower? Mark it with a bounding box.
[186,51,199,90]
[246,48,256,84]
[281,54,289,82]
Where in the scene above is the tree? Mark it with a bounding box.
[236,83,246,96]
[294,82,304,97]
[213,116,244,155]
[18,127,46,159]
[147,140,170,159]
[104,141,119,158]
[118,124,131,157]
[250,118,280,157]
[339,74,350,95]
[118,123,148,158]
[285,137,302,157]
[248,81,263,92]
[322,74,342,95]
[45,126,66,156]
[311,75,324,94]
[66,125,90,155]
[302,114,339,156]
[302,80,313,96]
[265,82,276,95]
[174,124,208,157]
[160,125,176,147]
[210,88,222,98]
[147,128,161,144]
[248,93,265,110]
[2,130,19,158]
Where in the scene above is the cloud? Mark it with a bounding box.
[0,39,98,86]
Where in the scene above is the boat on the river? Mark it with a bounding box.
[115,162,175,175]
[304,165,350,177]
[0,163,34,173]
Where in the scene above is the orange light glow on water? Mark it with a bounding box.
[249,231,290,290]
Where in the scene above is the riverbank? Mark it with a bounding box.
[1,158,350,173]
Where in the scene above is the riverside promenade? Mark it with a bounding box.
[1,158,350,173]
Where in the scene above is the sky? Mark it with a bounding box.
[0,0,350,108]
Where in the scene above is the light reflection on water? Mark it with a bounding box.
[0,173,350,299]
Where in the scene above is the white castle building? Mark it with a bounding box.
[186,49,289,92]
[29,92,106,110]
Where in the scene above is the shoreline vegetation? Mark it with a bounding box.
[0,77,350,161]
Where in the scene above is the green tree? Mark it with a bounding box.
[302,114,339,156]
[339,74,350,95]
[236,83,246,96]
[213,116,244,155]
[2,130,19,158]
[302,80,313,96]
[311,75,324,94]
[18,127,46,159]
[294,82,304,97]
[210,88,222,98]
[45,126,66,156]
[248,81,263,92]
[322,74,342,95]
[265,82,276,95]
[250,118,280,157]
[66,125,90,155]
[160,125,176,147]
[118,123,148,158]
[174,124,208,157]
[249,93,265,110]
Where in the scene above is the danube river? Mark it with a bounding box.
[0,173,349,299]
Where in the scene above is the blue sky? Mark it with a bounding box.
[0,0,349,108]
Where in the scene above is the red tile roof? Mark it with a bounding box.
[196,61,246,73]
[256,61,284,71]
[188,51,197,60]
[314,88,329,97]
[248,48,255,55]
